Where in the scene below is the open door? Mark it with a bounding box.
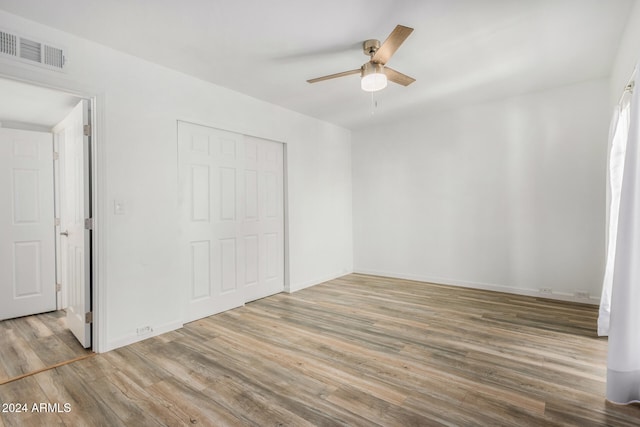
[0,128,56,320]
[55,99,92,348]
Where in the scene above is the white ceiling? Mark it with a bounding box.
[0,78,80,128]
[0,0,634,130]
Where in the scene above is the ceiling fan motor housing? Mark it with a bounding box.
[361,61,385,76]
[363,39,381,58]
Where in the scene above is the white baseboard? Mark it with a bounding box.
[104,319,183,353]
[287,270,354,293]
[353,269,600,305]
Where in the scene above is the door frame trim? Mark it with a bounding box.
[0,73,104,352]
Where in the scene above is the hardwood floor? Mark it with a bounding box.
[0,310,92,385]
[1,274,639,426]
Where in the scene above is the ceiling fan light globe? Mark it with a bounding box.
[361,72,387,92]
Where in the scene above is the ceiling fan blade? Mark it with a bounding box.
[384,67,416,86]
[307,69,361,84]
[372,25,414,65]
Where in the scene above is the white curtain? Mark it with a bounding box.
[598,65,640,404]
[598,90,631,336]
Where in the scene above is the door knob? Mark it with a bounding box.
[60,231,69,237]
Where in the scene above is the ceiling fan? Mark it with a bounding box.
[307,25,416,92]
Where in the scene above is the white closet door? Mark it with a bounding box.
[178,122,284,322]
[242,135,284,302]
[0,128,56,321]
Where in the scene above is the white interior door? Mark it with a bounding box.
[178,122,284,323]
[0,128,56,321]
[55,99,91,348]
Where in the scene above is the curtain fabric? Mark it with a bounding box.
[599,95,631,336]
[599,65,640,404]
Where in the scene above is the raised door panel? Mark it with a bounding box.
[219,167,237,221]
[244,235,259,287]
[244,170,259,221]
[13,241,43,297]
[12,169,40,223]
[190,165,210,222]
[190,241,211,301]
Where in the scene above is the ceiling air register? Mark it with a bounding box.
[0,29,65,71]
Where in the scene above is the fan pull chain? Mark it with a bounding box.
[371,91,379,115]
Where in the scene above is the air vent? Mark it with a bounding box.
[0,29,65,71]
[44,45,64,68]
[20,37,41,62]
[0,31,17,56]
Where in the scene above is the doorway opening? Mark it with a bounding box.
[0,77,96,382]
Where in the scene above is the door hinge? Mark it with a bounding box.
[53,152,59,160]
[84,218,93,230]
[85,312,93,324]
[56,283,61,292]
[83,124,91,136]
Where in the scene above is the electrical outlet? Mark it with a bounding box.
[539,288,553,294]
[136,326,153,336]
[575,291,590,299]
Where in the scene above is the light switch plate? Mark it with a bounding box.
[114,200,126,215]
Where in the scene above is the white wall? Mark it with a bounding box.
[353,79,610,302]
[611,0,640,103]
[0,11,353,351]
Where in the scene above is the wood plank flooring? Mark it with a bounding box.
[0,310,92,384]
[1,274,640,426]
